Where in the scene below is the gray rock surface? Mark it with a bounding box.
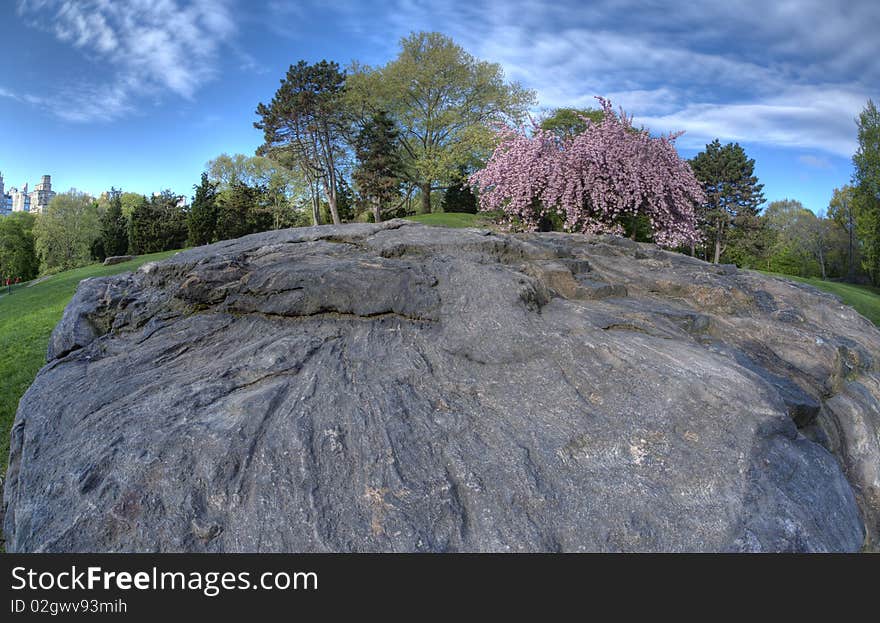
[102,255,136,266]
[4,220,879,552]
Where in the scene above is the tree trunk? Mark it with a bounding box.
[848,215,855,280]
[324,178,341,225]
[311,183,320,226]
[373,197,382,223]
[630,215,638,241]
[713,218,723,264]
[818,247,826,280]
[689,242,695,257]
[419,182,432,214]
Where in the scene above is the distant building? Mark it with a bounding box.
[29,175,55,214]
[11,183,30,212]
[0,173,56,215]
[0,171,8,216]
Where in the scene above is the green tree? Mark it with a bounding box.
[852,99,880,282]
[33,190,101,272]
[216,181,260,241]
[762,199,848,279]
[188,173,219,246]
[120,192,146,219]
[346,32,535,214]
[690,140,765,263]
[207,154,307,230]
[441,165,478,214]
[0,212,39,280]
[255,60,348,225]
[828,185,861,280]
[442,182,478,214]
[539,107,605,139]
[763,199,814,276]
[353,110,403,223]
[722,210,773,269]
[100,188,129,257]
[129,191,187,254]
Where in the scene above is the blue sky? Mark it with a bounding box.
[1,0,878,215]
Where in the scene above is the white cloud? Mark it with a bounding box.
[295,0,879,157]
[636,85,868,156]
[16,0,237,122]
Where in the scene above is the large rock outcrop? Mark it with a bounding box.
[4,221,879,552]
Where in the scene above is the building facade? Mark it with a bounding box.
[11,183,30,212]
[0,173,56,215]
[0,171,7,216]
[29,175,55,214]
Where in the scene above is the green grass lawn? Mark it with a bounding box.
[403,212,493,228]
[0,251,179,475]
[759,271,880,326]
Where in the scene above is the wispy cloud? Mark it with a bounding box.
[798,155,833,170]
[15,0,238,122]
[281,0,879,157]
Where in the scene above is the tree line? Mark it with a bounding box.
[2,32,877,288]
[682,99,879,284]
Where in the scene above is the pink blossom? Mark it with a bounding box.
[469,97,705,247]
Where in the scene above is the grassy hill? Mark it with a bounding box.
[758,271,880,326]
[0,251,179,474]
[403,212,489,228]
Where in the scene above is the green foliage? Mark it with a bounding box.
[828,185,862,279]
[0,213,39,280]
[852,99,880,283]
[188,172,219,246]
[757,199,850,279]
[441,165,478,214]
[346,31,536,214]
[441,181,478,214]
[721,211,774,269]
[119,192,146,219]
[129,191,187,254]
[207,153,308,230]
[690,140,765,263]
[539,107,605,139]
[353,110,403,222]
[215,181,271,241]
[255,60,348,225]
[99,188,129,257]
[0,250,179,476]
[33,190,101,273]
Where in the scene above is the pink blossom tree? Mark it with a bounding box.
[469,97,704,247]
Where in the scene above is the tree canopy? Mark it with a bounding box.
[352,111,403,223]
[255,60,348,225]
[470,98,703,246]
[346,32,536,214]
[853,99,880,281]
[0,212,39,280]
[690,140,765,263]
[33,190,101,272]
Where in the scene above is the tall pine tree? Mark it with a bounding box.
[353,111,402,223]
[690,140,765,263]
[853,99,880,283]
[255,60,347,225]
[188,172,219,246]
[100,187,129,257]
